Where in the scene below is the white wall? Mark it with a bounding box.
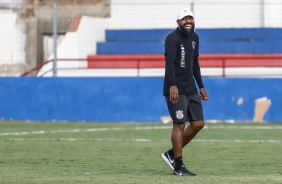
[195,0,263,28]
[109,0,193,29]
[37,16,102,76]
[0,10,25,65]
[264,0,282,27]
[0,0,23,8]
[109,0,282,29]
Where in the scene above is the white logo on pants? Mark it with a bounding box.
[175,110,184,119]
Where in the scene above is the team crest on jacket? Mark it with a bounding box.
[175,110,184,119]
[192,41,196,49]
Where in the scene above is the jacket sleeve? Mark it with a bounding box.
[193,37,204,88]
[164,34,177,86]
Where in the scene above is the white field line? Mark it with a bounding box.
[4,138,282,143]
[0,125,282,137]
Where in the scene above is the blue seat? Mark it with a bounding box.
[97,28,282,54]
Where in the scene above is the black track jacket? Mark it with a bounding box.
[163,27,204,96]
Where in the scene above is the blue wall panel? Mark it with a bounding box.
[98,28,282,54]
[105,29,172,42]
[97,40,282,54]
[97,42,164,54]
[105,28,282,42]
[0,77,281,122]
[202,78,281,122]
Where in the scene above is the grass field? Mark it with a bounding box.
[0,121,282,184]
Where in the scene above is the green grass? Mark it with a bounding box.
[0,121,282,184]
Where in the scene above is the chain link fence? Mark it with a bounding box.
[1,0,282,76]
[0,0,25,9]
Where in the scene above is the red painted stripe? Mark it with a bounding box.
[87,54,282,68]
[87,55,164,68]
[68,16,82,32]
[88,60,138,68]
[225,59,282,67]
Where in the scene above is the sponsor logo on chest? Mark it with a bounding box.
[180,41,196,67]
[180,44,185,67]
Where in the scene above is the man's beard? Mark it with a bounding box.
[178,23,194,35]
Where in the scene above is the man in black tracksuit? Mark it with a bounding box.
[161,8,208,176]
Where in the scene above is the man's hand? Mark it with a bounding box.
[170,86,178,103]
[200,88,208,102]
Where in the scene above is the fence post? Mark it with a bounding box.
[53,0,58,76]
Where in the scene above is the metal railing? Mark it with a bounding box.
[21,54,282,77]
